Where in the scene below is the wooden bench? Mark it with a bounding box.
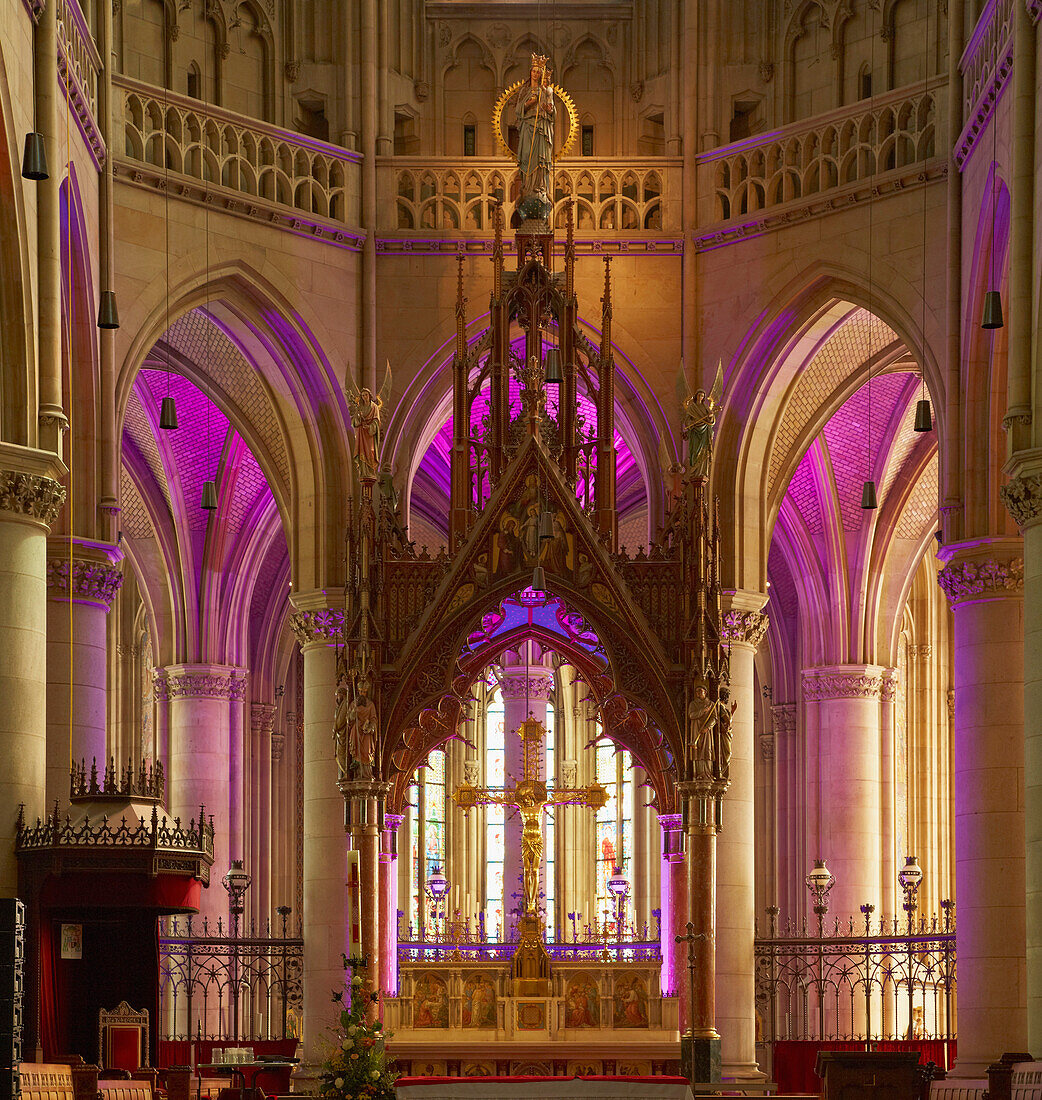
[98,1078,153,1100]
[19,1064,76,1100]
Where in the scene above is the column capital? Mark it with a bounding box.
[251,702,277,735]
[154,663,248,701]
[720,608,769,649]
[880,668,898,704]
[759,733,775,760]
[771,702,796,736]
[289,589,346,647]
[1000,458,1042,531]
[802,664,888,701]
[0,442,67,529]
[937,539,1024,607]
[499,669,554,700]
[46,539,123,608]
[271,732,285,762]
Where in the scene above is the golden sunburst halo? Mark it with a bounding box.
[492,81,580,161]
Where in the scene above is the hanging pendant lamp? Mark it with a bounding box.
[981,290,1004,330]
[21,132,48,180]
[531,565,547,592]
[538,509,554,540]
[97,290,120,330]
[159,396,178,430]
[201,479,218,511]
[861,480,878,510]
[913,398,932,433]
[544,349,563,385]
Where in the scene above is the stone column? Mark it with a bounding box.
[801,666,887,916]
[288,596,346,1068]
[658,813,684,1001]
[1002,471,1042,1052]
[680,779,723,1084]
[342,780,389,1020]
[156,663,247,921]
[716,600,768,1078]
[44,541,123,805]
[937,541,1026,1073]
[381,814,404,996]
[251,703,276,923]
[0,451,66,895]
[499,655,552,929]
[771,705,797,916]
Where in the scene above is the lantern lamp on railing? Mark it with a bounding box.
[899,854,923,919]
[607,866,630,938]
[805,858,835,923]
[223,859,252,919]
[425,865,450,929]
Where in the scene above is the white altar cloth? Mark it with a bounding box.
[395,1077,694,1100]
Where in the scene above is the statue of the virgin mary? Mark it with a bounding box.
[512,53,556,217]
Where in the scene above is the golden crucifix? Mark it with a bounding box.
[453,717,609,917]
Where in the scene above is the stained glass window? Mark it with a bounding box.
[485,691,505,939]
[407,748,445,937]
[595,733,634,935]
[544,701,556,940]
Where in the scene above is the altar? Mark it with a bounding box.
[394,1075,694,1099]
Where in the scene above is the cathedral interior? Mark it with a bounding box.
[1,0,1041,1097]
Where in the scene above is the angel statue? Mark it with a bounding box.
[346,360,393,482]
[512,53,556,215]
[677,361,723,481]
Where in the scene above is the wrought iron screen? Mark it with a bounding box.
[159,914,303,1041]
[755,903,956,1042]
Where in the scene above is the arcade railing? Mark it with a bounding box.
[396,910,663,964]
[754,902,956,1043]
[158,912,303,1042]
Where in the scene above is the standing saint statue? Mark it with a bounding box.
[687,680,718,780]
[513,53,556,212]
[677,361,724,481]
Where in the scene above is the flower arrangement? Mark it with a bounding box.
[317,954,397,1100]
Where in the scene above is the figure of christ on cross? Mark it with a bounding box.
[452,717,609,918]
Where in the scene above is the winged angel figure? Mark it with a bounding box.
[676,360,723,481]
[345,361,393,481]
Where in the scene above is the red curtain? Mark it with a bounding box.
[38,918,69,1060]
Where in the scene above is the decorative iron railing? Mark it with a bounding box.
[697,80,944,227]
[755,903,956,1043]
[116,75,361,227]
[159,913,303,1042]
[397,911,661,964]
[15,802,213,859]
[382,157,681,232]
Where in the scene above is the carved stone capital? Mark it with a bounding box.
[154,664,248,702]
[46,555,123,607]
[802,666,886,701]
[271,732,285,763]
[760,733,775,760]
[289,606,345,646]
[499,671,554,701]
[880,668,898,704]
[937,555,1024,606]
[771,703,796,736]
[1000,473,1042,531]
[0,470,66,527]
[720,609,769,649]
[251,702,277,737]
[658,813,683,833]
[907,643,933,661]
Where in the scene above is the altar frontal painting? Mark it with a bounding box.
[564,974,600,1027]
[612,973,649,1028]
[413,973,449,1028]
[462,974,497,1028]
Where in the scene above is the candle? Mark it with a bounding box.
[454,884,460,910]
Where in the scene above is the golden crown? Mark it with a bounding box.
[530,52,552,75]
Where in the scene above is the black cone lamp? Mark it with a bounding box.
[914,398,932,433]
[159,396,178,430]
[201,479,218,511]
[21,132,47,180]
[981,290,1003,329]
[97,291,120,330]
[861,480,878,510]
